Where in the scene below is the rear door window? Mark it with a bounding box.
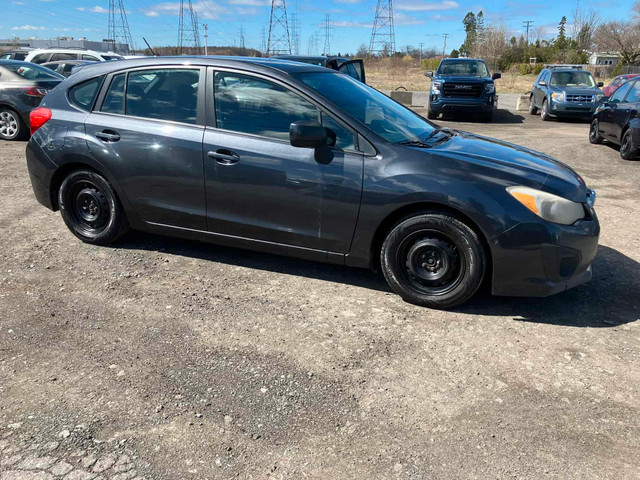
[50,52,77,61]
[69,76,104,111]
[101,74,126,114]
[83,55,100,61]
[31,53,51,64]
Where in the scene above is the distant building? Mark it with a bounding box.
[588,51,620,66]
[0,36,130,54]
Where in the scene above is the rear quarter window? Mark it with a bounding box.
[68,76,104,111]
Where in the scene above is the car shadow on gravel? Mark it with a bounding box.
[440,109,525,124]
[459,245,640,327]
[113,232,391,292]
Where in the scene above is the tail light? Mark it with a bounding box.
[29,107,52,135]
[22,87,49,97]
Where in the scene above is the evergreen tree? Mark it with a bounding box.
[460,12,477,57]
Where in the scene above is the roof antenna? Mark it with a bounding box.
[143,37,156,56]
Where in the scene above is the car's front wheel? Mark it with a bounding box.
[589,119,603,144]
[58,170,129,244]
[380,212,486,309]
[540,99,551,121]
[620,129,638,160]
[0,108,27,141]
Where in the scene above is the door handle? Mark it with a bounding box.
[96,130,120,142]
[207,150,239,165]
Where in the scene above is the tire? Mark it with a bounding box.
[427,109,438,120]
[589,119,603,144]
[620,129,638,160]
[540,99,551,121]
[0,107,27,141]
[528,96,538,115]
[380,212,486,309]
[481,112,493,123]
[58,170,129,244]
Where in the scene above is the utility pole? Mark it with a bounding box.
[369,0,395,55]
[418,42,424,62]
[442,33,449,58]
[202,23,208,55]
[522,20,534,44]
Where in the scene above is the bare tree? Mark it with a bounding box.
[594,20,640,64]
[474,21,509,71]
[572,4,600,51]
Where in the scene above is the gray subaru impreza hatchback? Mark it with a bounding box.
[26,56,599,309]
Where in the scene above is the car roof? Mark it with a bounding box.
[68,55,331,83]
[0,59,34,66]
[441,58,485,62]
[273,55,350,63]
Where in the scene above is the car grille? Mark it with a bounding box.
[566,94,595,103]
[442,83,483,98]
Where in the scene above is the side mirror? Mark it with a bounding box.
[597,81,604,88]
[425,71,433,78]
[538,80,547,87]
[492,72,501,80]
[598,96,609,105]
[290,121,327,149]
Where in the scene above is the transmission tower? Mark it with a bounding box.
[260,27,267,55]
[290,13,301,55]
[267,0,291,55]
[322,14,333,55]
[107,0,134,54]
[178,0,201,55]
[368,0,395,55]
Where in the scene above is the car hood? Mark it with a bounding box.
[429,130,588,202]
[555,86,603,95]
[436,76,490,83]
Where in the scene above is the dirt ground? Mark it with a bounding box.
[1,108,639,480]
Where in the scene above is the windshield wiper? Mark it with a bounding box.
[425,127,456,140]
[398,128,457,148]
[398,139,431,147]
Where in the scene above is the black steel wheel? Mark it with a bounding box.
[58,170,129,244]
[620,129,638,160]
[380,212,485,309]
[589,119,603,144]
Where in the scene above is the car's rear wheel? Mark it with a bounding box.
[540,99,551,121]
[620,129,638,160]
[58,170,129,244]
[589,119,603,144]
[0,108,27,141]
[380,212,486,309]
[528,97,538,115]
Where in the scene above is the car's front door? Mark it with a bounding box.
[85,66,208,230]
[202,69,363,253]
[534,71,548,107]
[600,80,634,140]
[612,80,640,140]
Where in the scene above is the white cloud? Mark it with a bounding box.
[236,6,258,15]
[12,25,46,30]
[142,1,230,19]
[227,0,270,5]
[11,1,25,5]
[76,6,109,13]
[333,20,372,28]
[334,0,362,3]
[395,12,425,25]
[395,0,459,11]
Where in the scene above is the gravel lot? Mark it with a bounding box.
[1,106,639,480]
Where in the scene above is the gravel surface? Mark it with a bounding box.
[1,109,639,479]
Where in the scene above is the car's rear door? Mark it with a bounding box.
[84,66,208,230]
[202,68,363,254]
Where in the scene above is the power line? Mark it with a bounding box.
[369,0,395,55]
[522,20,534,44]
[178,0,201,55]
[267,0,291,55]
[107,0,134,54]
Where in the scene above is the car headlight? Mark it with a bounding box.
[484,83,495,93]
[551,92,565,101]
[431,82,442,94]
[507,186,585,225]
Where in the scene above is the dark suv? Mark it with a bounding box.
[425,58,501,121]
[529,65,604,121]
[26,56,599,309]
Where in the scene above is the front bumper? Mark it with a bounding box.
[429,94,496,114]
[549,99,596,117]
[490,211,600,297]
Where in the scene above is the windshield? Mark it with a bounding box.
[437,60,489,77]
[296,72,434,143]
[3,63,63,80]
[550,71,595,87]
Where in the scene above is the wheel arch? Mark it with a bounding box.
[369,202,493,285]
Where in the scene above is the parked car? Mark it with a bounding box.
[0,59,64,140]
[424,58,501,122]
[25,48,123,65]
[25,57,599,309]
[529,65,604,121]
[42,60,96,77]
[273,55,365,83]
[590,76,640,160]
[602,74,640,98]
[0,49,34,61]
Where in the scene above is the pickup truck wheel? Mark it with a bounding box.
[481,112,493,122]
[589,119,603,144]
[380,212,486,310]
[427,110,438,120]
[528,97,538,115]
[540,99,551,121]
[620,129,638,160]
[59,170,129,244]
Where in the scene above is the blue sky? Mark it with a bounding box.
[2,0,633,54]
